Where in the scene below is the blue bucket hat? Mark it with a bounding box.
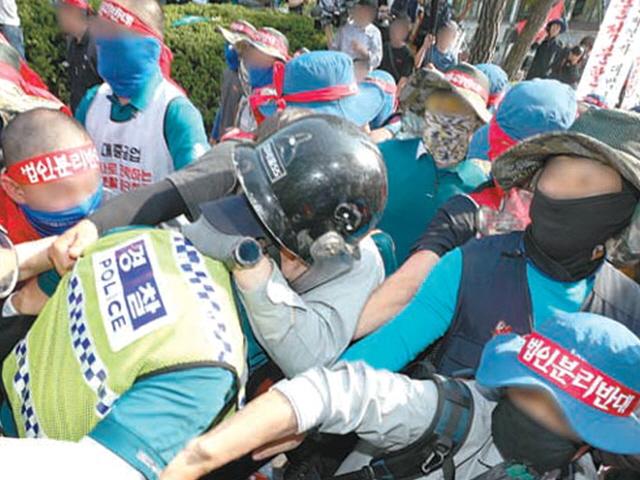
[364,69,397,129]
[474,63,508,110]
[477,312,640,455]
[256,51,386,127]
[467,124,489,161]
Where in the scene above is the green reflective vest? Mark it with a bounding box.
[2,228,246,440]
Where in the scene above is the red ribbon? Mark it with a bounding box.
[487,91,505,109]
[249,61,359,124]
[98,0,174,78]
[364,76,397,96]
[5,143,100,185]
[220,128,256,142]
[487,116,518,162]
[445,70,489,103]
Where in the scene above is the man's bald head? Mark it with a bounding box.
[2,108,94,166]
[117,0,164,36]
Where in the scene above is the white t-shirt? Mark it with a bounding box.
[0,1,20,27]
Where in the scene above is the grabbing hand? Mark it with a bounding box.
[49,220,99,275]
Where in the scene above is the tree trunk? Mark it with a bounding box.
[468,0,509,64]
[501,0,558,80]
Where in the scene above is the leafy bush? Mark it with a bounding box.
[16,1,325,129]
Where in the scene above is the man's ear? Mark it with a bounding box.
[0,174,26,204]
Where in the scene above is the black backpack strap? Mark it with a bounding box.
[331,375,474,480]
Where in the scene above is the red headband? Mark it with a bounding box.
[488,116,518,162]
[519,332,640,417]
[445,71,489,103]
[60,0,91,10]
[98,0,174,77]
[5,144,100,185]
[250,61,359,123]
[251,29,289,60]
[230,21,256,38]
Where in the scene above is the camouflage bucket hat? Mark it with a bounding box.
[399,64,492,123]
[492,108,640,265]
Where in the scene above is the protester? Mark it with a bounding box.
[76,0,209,196]
[551,45,584,89]
[0,0,23,58]
[330,0,383,72]
[55,0,102,113]
[163,312,640,480]
[0,109,103,338]
[375,64,491,261]
[250,51,387,128]
[416,20,458,71]
[344,108,640,377]
[354,79,578,339]
[219,23,290,132]
[0,226,246,480]
[526,18,566,80]
[209,21,256,143]
[379,14,413,89]
[577,34,595,76]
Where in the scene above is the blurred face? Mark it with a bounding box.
[389,20,410,45]
[507,388,579,441]
[568,52,582,65]
[425,91,476,117]
[536,155,623,200]
[549,23,562,38]
[56,5,87,36]
[3,169,102,212]
[436,27,456,51]
[241,44,276,68]
[352,5,377,27]
[90,14,136,39]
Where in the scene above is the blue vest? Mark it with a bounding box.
[433,232,640,375]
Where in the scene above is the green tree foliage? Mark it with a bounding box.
[16,1,325,128]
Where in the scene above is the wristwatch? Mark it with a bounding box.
[231,238,264,270]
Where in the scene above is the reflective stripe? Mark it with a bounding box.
[67,273,119,418]
[12,338,45,438]
[171,234,235,365]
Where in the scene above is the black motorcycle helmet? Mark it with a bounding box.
[200,114,388,265]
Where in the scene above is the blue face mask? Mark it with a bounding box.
[247,65,273,89]
[21,186,104,237]
[96,36,161,99]
[224,43,240,72]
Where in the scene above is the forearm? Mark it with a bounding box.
[15,236,56,280]
[89,179,187,234]
[275,362,437,450]
[355,250,440,339]
[162,390,298,480]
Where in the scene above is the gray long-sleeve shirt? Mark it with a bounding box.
[274,362,597,480]
[330,21,383,71]
[237,237,385,378]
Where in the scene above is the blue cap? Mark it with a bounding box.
[467,124,489,161]
[364,69,397,129]
[258,51,386,127]
[477,312,640,455]
[495,79,577,140]
[475,63,508,97]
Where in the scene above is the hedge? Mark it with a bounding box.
[16,1,326,129]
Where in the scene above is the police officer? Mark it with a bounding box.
[162,312,640,480]
[343,108,640,375]
[51,113,388,379]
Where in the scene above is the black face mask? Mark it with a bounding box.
[525,184,638,281]
[491,396,582,476]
